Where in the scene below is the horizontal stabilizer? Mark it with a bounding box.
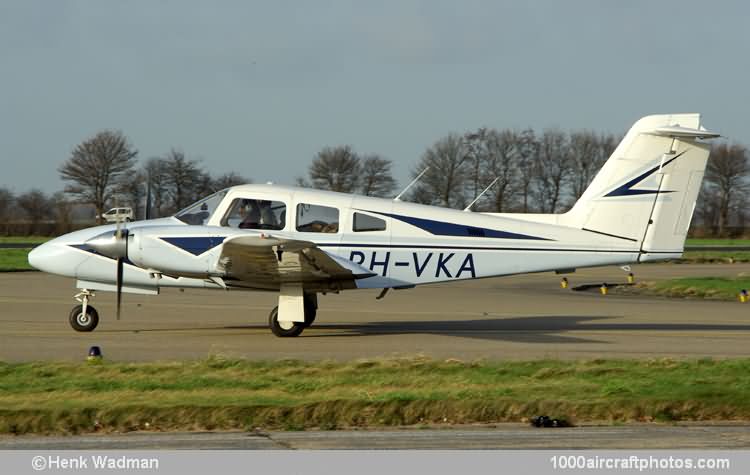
[648,125,720,139]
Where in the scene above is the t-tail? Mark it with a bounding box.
[502,114,720,261]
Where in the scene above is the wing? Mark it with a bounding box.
[216,235,376,290]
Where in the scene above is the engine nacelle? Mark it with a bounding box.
[128,226,225,278]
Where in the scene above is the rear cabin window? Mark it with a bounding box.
[296,204,339,233]
[353,212,386,232]
[221,198,286,230]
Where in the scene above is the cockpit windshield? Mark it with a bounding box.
[174,190,228,225]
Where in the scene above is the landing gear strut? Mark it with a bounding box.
[69,289,99,332]
[269,293,317,337]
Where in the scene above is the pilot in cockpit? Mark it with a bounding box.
[259,200,277,229]
[239,200,261,229]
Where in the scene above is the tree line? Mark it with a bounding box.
[0,130,250,234]
[296,129,748,236]
[1,127,747,237]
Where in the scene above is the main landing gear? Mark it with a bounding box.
[269,292,317,337]
[69,289,99,332]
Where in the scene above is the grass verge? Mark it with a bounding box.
[1,357,750,434]
[679,251,750,264]
[0,249,34,271]
[685,238,750,247]
[627,276,750,300]
[0,236,50,244]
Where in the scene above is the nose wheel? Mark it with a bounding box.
[69,305,99,332]
[69,289,99,332]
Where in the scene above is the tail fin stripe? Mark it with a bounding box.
[603,150,686,197]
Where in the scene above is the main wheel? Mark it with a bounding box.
[268,306,304,337]
[301,294,317,328]
[69,305,99,332]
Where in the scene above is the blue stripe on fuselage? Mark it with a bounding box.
[362,211,552,241]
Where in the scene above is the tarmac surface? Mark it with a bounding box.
[2,424,750,449]
[2,264,750,449]
[1,263,749,361]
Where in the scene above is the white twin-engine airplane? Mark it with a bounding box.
[29,114,719,337]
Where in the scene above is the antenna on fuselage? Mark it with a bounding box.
[463,177,499,212]
[393,167,429,202]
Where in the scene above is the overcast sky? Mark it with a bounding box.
[1,0,748,193]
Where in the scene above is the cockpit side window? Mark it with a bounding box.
[221,198,286,230]
[296,204,339,233]
[353,212,386,232]
[174,190,228,225]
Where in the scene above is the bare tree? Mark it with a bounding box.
[695,185,720,233]
[162,149,204,212]
[463,129,486,201]
[704,143,749,236]
[52,191,74,234]
[0,187,13,230]
[515,128,539,212]
[193,171,215,199]
[308,145,361,192]
[59,130,138,224]
[17,189,50,235]
[568,131,600,200]
[567,131,619,202]
[359,155,397,197]
[478,129,520,212]
[411,134,470,209]
[533,129,572,213]
[118,170,147,220]
[144,158,170,218]
[213,172,251,190]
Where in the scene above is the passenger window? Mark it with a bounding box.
[353,212,386,232]
[221,198,286,230]
[296,204,339,233]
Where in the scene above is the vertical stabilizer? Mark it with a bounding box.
[562,114,718,260]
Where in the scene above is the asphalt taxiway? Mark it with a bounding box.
[1,263,749,361]
[2,424,750,449]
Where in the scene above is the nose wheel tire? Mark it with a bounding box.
[269,306,305,337]
[69,305,99,332]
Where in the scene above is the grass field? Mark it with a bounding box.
[685,238,750,246]
[1,357,750,434]
[0,236,50,244]
[0,249,34,271]
[630,276,750,300]
[679,250,750,263]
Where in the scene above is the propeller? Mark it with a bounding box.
[115,214,125,320]
[85,210,130,320]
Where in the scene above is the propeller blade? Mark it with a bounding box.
[116,257,124,320]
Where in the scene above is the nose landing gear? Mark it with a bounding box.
[69,289,99,332]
